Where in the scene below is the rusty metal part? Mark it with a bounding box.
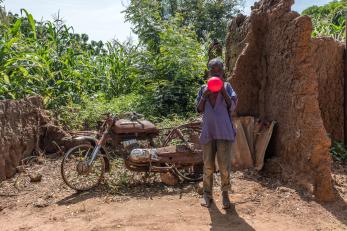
[113,119,159,135]
[162,121,202,147]
[149,166,173,172]
[124,159,150,172]
[124,158,174,173]
[156,145,202,165]
[69,131,98,136]
[61,114,204,192]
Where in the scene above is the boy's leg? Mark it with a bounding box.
[216,140,232,192]
[202,140,216,196]
[216,140,232,209]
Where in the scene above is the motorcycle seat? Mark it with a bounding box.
[113,119,159,134]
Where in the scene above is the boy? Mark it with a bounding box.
[196,58,237,209]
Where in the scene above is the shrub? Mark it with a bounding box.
[330,139,347,161]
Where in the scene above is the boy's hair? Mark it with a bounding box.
[208,57,224,78]
[208,57,224,71]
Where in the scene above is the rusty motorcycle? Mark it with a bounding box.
[61,113,203,191]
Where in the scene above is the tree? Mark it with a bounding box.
[302,0,346,41]
[124,0,163,53]
[124,0,244,116]
[0,1,8,25]
[137,15,207,116]
[165,0,242,43]
[124,0,243,51]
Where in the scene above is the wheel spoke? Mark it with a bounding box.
[61,145,105,191]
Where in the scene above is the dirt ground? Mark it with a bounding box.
[1,157,347,231]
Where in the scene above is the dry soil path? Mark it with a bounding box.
[1,159,347,231]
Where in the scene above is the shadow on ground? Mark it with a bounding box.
[56,180,196,206]
[208,202,255,231]
[318,189,347,226]
[56,191,98,206]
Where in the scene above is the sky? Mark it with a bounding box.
[3,0,333,42]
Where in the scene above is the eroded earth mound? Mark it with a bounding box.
[225,0,345,201]
[0,97,76,180]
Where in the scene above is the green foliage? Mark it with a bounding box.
[0,11,142,108]
[56,93,195,130]
[165,0,241,43]
[137,15,207,116]
[56,18,206,129]
[124,0,163,53]
[1,9,207,118]
[123,0,239,118]
[124,0,242,48]
[1,1,244,127]
[56,93,144,130]
[330,140,347,161]
[155,114,196,129]
[302,1,346,41]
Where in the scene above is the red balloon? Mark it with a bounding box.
[207,77,223,92]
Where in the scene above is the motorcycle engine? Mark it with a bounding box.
[122,139,140,151]
[129,148,158,163]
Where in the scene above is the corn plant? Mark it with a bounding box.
[0,9,143,108]
[1,7,208,122]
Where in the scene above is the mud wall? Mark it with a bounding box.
[226,0,339,201]
[0,97,74,180]
[311,38,345,141]
[0,97,44,179]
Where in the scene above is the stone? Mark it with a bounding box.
[196,181,204,195]
[29,173,42,182]
[33,198,49,208]
[160,172,179,186]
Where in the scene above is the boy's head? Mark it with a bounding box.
[208,58,224,79]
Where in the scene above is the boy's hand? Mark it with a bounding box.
[203,88,211,98]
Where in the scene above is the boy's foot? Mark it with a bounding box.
[222,191,231,209]
[201,193,212,208]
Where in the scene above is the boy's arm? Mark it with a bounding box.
[221,87,232,108]
[196,86,209,113]
[222,83,237,112]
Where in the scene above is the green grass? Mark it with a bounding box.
[55,93,199,130]
[55,93,143,130]
[330,139,347,161]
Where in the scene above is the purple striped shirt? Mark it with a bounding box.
[196,82,237,145]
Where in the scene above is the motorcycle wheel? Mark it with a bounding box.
[173,164,203,182]
[61,144,105,191]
